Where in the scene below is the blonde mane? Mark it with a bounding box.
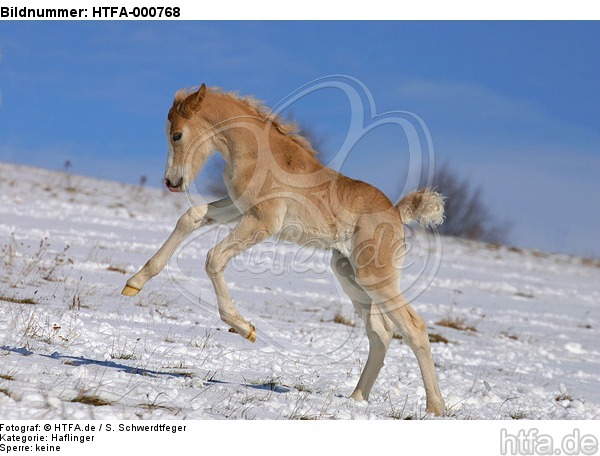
[174,86,318,156]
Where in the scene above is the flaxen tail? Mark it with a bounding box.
[396,189,445,228]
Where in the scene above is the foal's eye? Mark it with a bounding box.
[172,132,182,141]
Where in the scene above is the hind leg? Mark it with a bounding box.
[331,250,394,401]
[353,311,395,401]
[350,218,445,415]
[364,284,444,415]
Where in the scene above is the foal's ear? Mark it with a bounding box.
[188,83,206,112]
[179,83,207,117]
[196,83,207,102]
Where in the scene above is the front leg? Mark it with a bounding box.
[205,209,279,342]
[122,197,241,296]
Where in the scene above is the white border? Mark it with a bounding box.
[1,420,599,455]
[3,0,600,20]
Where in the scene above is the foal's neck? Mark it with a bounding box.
[203,93,275,163]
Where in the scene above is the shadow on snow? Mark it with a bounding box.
[1,345,290,393]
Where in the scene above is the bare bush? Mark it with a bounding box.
[431,163,511,244]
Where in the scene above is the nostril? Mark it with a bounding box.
[165,177,184,190]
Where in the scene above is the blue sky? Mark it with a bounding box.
[0,21,599,256]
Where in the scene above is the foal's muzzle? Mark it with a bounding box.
[164,176,184,192]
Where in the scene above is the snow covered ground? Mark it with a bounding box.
[0,161,598,420]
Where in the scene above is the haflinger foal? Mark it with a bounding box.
[122,84,446,415]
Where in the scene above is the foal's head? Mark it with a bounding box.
[164,84,212,192]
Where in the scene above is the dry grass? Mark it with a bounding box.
[111,353,136,360]
[514,291,534,299]
[71,394,112,406]
[163,333,176,343]
[531,250,549,259]
[0,374,15,381]
[2,235,72,286]
[293,383,314,393]
[555,393,573,402]
[68,293,82,311]
[509,410,528,420]
[110,338,138,360]
[17,311,74,347]
[169,371,194,378]
[106,265,128,274]
[435,317,477,332]
[332,312,355,327]
[66,284,91,310]
[0,388,13,399]
[428,332,450,344]
[0,295,37,305]
[138,403,181,413]
[581,257,600,269]
[394,332,450,344]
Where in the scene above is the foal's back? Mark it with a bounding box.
[258,133,402,255]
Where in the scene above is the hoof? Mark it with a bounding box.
[228,325,257,343]
[426,401,445,417]
[121,285,141,296]
[246,326,256,343]
[350,391,366,402]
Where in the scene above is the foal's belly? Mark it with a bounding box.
[276,222,353,257]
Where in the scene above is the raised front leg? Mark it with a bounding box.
[122,197,241,296]
[205,210,278,342]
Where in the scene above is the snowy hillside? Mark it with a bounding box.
[0,161,598,419]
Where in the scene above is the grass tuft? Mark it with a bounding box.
[555,393,573,402]
[514,291,534,299]
[71,394,111,406]
[332,312,355,327]
[0,295,37,305]
[106,265,128,274]
[428,332,450,344]
[0,388,13,398]
[435,317,477,332]
[509,411,528,420]
[531,250,549,258]
[393,331,449,344]
[111,353,136,360]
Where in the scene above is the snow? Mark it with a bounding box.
[0,161,599,420]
